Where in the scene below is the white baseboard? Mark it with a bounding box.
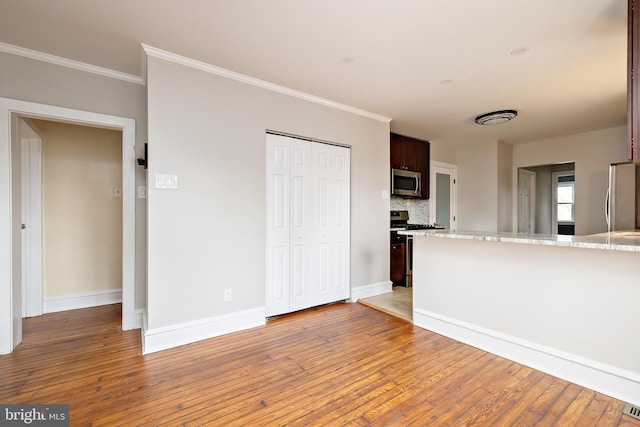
[43,289,122,314]
[349,281,393,302]
[413,308,640,407]
[133,309,144,330]
[142,307,266,354]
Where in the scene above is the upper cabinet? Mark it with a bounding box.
[390,132,430,199]
[629,0,640,161]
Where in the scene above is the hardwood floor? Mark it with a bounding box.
[1,303,638,426]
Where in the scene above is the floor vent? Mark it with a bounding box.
[623,403,640,421]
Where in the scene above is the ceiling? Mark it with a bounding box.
[0,0,629,146]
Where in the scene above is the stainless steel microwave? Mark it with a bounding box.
[391,168,422,197]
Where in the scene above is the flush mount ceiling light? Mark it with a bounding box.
[474,109,518,125]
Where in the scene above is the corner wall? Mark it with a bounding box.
[145,52,390,343]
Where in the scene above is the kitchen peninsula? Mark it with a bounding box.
[400,229,640,407]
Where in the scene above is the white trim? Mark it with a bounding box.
[142,44,392,124]
[142,307,266,355]
[413,307,640,407]
[0,97,137,354]
[43,289,122,314]
[134,308,144,330]
[0,42,144,85]
[349,281,393,302]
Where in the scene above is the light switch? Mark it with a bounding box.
[137,186,146,199]
[155,174,178,189]
[381,190,390,200]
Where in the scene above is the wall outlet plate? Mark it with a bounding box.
[223,288,232,302]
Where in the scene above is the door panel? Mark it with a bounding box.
[21,137,43,318]
[266,134,350,316]
[435,173,451,228]
[430,163,457,231]
[518,169,536,233]
[265,135,291,316]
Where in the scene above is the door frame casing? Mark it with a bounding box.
[429,161,457,231]
[0,97,137,354]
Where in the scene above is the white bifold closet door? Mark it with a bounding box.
[266,133,350,317]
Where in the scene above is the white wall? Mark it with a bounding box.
[145,53,390,331]
[0,51,147,310]
[497,141,513,232]
[456,141,498,232]
[513,126,627,235]
[430,140,457,164]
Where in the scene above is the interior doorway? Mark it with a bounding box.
[430,161,457,231]
[0,97,136,354]
[516,162,575,235]
[21,118,124,316]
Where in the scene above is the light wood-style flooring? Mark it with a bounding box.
[1,303,638,426]
[359,286,412,321]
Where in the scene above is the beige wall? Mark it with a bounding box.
[38,120,122,297]
[513,126,627,235]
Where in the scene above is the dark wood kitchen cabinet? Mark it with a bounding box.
[390,132,430,199]
[390,242,406,283]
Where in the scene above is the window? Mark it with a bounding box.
[556,175,575,223]
[552,172,575,235]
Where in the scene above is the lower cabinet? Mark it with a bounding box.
[265,133,351,317]
[390,243,406,283]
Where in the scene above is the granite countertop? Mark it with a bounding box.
[398,229,640,252]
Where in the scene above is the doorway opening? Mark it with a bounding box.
[22,118,124,316]
[516,162,575,235]
[0,97,136,354]
[430,161,457,231]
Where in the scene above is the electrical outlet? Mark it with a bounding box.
[223,288,232,302]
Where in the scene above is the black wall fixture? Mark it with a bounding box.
[137,142,148,169]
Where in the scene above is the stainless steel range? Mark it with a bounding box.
[390,210,438,286]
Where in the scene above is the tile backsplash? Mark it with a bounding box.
[390,197,430,224]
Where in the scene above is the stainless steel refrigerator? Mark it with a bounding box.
[606,162,638,232]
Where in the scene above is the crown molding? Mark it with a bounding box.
[0,42,144,86]
[142,44,392,124]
